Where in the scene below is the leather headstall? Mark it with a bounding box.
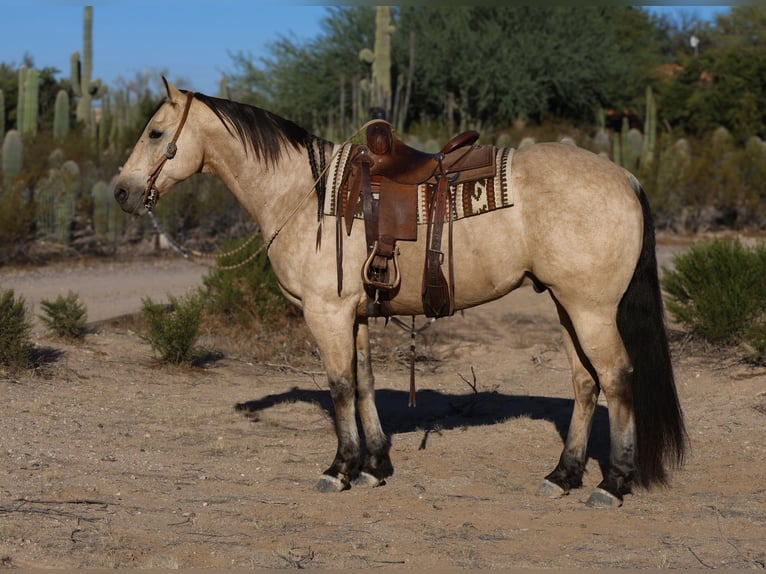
[143,91,195,210]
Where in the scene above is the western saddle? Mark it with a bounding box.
[337,120,497,318]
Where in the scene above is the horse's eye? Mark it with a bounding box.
[149,129,163,139]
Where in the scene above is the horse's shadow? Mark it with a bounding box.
[235,386,611,469]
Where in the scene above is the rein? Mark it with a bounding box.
[143,108,380,270]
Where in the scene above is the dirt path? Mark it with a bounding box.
[1,250,765,569]
[0,257,207,333]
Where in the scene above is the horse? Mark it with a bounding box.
[114,79,686,508]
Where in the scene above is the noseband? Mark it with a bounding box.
[144,91,195,210]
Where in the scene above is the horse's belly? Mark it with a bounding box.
[376,209,528,315]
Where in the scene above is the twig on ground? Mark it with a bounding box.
[458,366,478,394]
[260,362,324,376]
[686,546,715,569]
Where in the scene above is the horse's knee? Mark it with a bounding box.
[328,375,355,401]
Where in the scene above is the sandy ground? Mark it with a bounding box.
[0,246,764,569]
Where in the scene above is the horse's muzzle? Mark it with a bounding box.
[114,183,143,214]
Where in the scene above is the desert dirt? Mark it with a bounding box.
[1,242,765,570]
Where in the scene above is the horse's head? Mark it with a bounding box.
[114,78,203,215]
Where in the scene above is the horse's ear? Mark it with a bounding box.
[162,76,185,104]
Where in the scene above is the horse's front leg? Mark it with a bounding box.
[303,306,361,492]
[354,318,393,486]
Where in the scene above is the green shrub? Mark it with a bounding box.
[662,239,766,351]
[39,291,87,339]
[202,236,294,327]
[0,288,33,372]
[141,292,204,364]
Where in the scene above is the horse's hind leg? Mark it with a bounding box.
[544,300,636,508]
[537,298,599,498]
[353,319,393,487]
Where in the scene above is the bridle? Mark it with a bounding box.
[143,91,195,210]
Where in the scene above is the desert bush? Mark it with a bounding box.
[0,288,34,372]
[39,291,87,339]
[141,292,204,364]
[662,239,766,355]
[202,236,295,327]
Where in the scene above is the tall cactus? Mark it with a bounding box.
[0,89,5,135]
[593,107,610,157]
[21,68,39,136]
[108,89,127,152]
[656,134,691,220]
[358,6,394,119]
[55,160,80,244]
[2,130,23,191]
[14,65,41,137]
[53,89,70,142]
[36,160,80,242]
[91,179,111,238]
[16,66,26,133]
[624,128,643,173]
[641,86,657,170]
[611,116,643,172]
[71,6,107,126]
[218,73,229,100]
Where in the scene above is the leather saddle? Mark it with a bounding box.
[338,120,497,318]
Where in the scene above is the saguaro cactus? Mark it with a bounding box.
[0,89,5,135]
[16,66,26,133]
[359,6,394,119]
[71,6,107,126]
[21,68,39,136]
[641,86,657,170]
[53,89,70,142]
[54,160,80,244]
[91,179,111,237]
[2,130,23,191]
[218,73,229,100]
[612,117,643,172]
[15,65,42,136]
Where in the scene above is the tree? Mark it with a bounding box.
[226,7,670,135]
[395,6,658,128]
[228,6,375,133]
[658,7,766,142]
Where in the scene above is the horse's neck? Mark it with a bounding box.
[202,137,315,238]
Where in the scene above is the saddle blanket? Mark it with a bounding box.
[324,144,515,224]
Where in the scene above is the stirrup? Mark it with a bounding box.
[362,241,401,291]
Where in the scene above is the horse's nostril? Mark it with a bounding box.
[114,187,129,205]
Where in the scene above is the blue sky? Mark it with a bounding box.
[2,2,732,97]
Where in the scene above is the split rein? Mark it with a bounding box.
[142,91,374,271]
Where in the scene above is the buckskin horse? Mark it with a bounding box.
[114,79,686,508]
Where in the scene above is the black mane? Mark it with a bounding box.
[193,92,313,166]
[192,92,329,220]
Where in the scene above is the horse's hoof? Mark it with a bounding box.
[585,487,623,508]
[352,471,386,488]
[536,479,567,498]
[314,474,349,493]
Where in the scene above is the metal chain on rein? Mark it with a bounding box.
[146,210,265,270]
[146,121,383,271]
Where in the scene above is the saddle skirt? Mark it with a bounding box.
[324,144,515,225]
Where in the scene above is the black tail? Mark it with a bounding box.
[617,177,687,487]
